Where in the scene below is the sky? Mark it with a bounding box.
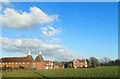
[0,2,118,61]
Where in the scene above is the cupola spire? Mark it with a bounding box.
[39,51,42,55]
[28,51,31,55]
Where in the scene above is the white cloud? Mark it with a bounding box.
[53,37,61,42]
[0,37,76,61]
[0,6,58,29]
[0,0,10,7]
[41,26,61,36]
[0,4,2,11]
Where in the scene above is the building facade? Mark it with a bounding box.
[0,51,87,69]
[0,51,54,70]
[73,58,88,68]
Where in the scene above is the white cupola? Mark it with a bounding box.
[39,51,42,55]
[28,51,31,55]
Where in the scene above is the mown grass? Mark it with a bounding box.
[2,66,119,77]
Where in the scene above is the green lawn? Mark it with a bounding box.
[1,66,119,77]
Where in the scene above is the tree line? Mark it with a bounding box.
[87,57,120,67]
[62,57,120,68]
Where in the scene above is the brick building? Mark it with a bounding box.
[0,51,54,69]
[73,58,88,68]
[0,51,87,69]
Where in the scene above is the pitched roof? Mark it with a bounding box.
[73,59,86,63]
[53,62,60,65]
[0,55,34,62]
[43,60,50,63]
[35,54,44,62]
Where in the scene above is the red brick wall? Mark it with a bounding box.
[0,62,50,69]
[54,65,59,69]
[73,59,87,68]
[0,62,33,68]
[35,62,46,69]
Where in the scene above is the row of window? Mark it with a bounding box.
[0,62,30,65]
[74,65,84,67]
[5,65,28,67]
[74,62,83,64]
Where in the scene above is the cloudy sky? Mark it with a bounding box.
[0,2,118,61]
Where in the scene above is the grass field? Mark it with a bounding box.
[1,66,119,78]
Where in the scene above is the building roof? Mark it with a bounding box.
[0,55,34,62]
[35,52,44,62]
[73,59,86,63]
[53,62,60,66]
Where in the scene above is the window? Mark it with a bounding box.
[9,63,11,64]
[12,63,14,64]
[23,62,25,64]
[16,63,18,64]
[0,63,1,64]
[3,63,4,64]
